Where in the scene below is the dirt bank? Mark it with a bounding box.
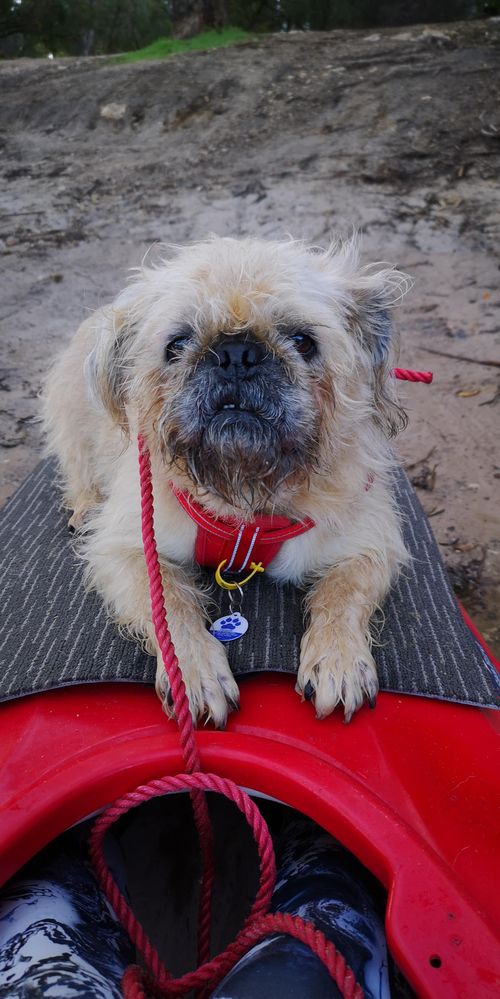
[1,19,499,652]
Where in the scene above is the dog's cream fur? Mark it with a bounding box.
[43,235,410,726]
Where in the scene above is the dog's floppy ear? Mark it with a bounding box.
[347,258,411,438]
[357,296,408,438]
[84,288,140,433]
[322,237,411,438]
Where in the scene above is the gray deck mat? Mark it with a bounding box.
[1,460,499,708]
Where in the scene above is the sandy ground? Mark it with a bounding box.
[1,19,499,653]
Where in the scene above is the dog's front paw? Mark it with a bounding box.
[296,630,379,722]
[155,629,239,729]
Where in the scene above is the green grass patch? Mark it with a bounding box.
[114,27,253,63]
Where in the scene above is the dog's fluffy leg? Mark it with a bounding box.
[67,491,102,531]
[42,317,110,528]
[297,555,391,721]
[152,571,241,729]
[46,412,102,529]
[84,539,239,728]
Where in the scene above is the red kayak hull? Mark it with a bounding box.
[1,671,500,998]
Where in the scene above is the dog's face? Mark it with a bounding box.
[87,237,408,513]
[160,325,320,509]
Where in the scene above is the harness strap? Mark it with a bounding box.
[170,485,315,572]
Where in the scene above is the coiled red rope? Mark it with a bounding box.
[88,436,365,999]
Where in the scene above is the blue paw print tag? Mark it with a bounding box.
[209,612,249,643]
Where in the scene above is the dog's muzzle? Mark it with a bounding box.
[165,333,318,505]
[204,335,272,428]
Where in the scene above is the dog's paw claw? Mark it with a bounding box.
[156,636,238,730]
[155,671,176,719]
[340,658,379,720]
[304,680,315,702]
[298,641,379,721]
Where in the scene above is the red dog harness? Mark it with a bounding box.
[171,486,315,573]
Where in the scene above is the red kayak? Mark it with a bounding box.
[1,458,499,998]
[2,635,500,997]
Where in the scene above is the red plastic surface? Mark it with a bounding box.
[1,674,500,998]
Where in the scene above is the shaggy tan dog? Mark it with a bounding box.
[43,236,409,726]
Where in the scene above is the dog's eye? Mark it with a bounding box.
[289,331,317,360]
[165,332,192,363]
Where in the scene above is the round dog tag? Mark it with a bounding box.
[209,612,249,643]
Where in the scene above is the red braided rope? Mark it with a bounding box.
[138,442,214,963]
[89,436,364,999]
[89,772,276,995]
[392,368,433,383]
[121,908,364,999]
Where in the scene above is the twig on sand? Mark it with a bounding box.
[479,385,500,406]
[0,309,19,323]
[404,445,436,471]
[420,347,500,369]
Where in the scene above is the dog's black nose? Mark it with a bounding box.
[209,335,266,376]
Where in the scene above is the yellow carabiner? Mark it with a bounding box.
[215,560,265,591]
